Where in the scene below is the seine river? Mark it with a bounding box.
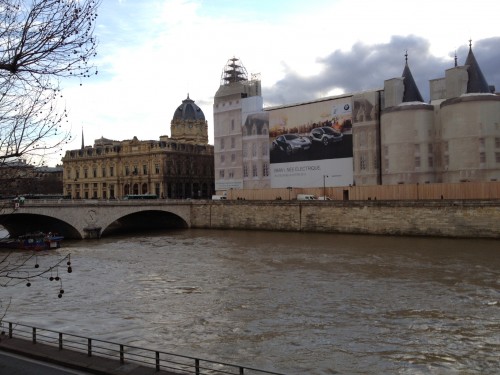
[1,229,499,374]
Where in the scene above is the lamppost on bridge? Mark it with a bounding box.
[323,175,328,199]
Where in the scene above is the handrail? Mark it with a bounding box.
[2,320,285,375]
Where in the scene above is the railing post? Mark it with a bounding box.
[8,322,12,338]
[195,358,200,375]
[32,327,36,344]
[120,344,124,364]
[155,351,160,371]
[59,332,63,350]
[88,338,92,357]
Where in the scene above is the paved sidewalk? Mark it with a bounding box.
[0,335,181,375]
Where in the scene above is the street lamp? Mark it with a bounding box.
[323,175,328,198]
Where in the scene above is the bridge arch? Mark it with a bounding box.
[0,213,81,239]
[101,209,188,237]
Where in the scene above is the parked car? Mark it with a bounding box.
[317,196,332,200]
[309,127,343,146]
[271,134,312,155]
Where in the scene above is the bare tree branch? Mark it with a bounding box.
[0,0,100,164]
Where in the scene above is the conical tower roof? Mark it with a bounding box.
[464,41,490,94]
[401,53,424,102]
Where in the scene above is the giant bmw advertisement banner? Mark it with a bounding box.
[268,96,354,188]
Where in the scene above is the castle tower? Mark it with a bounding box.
[381,53,435,185]
[439,42,500,183]
[213,57,266,192]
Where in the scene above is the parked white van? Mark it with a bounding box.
[297,194,317,201]
[212,195,227,200]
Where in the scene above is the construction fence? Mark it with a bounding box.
[225,181,500,201]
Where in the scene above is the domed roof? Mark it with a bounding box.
[173,94,205,121]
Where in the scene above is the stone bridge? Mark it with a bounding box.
[1,199,499,239]
[0,199,193,239]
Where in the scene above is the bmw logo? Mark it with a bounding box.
[344,104,350,110]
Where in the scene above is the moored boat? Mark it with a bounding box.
[0,232,63,250]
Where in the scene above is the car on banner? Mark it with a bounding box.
[309,127,343,146]
[271,134,312,155]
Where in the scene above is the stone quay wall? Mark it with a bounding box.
[190,200,500,238]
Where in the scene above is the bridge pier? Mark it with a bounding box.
[83,226,102,239]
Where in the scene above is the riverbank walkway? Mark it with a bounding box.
[0,335,179,375]
[0,321,285,375]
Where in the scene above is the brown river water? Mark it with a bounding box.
[0,229,499,374]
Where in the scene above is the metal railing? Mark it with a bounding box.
[2,321,285,375]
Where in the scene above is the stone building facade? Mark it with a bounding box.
[61,96,214,199]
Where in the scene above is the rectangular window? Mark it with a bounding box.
[495,138,500,148]
[262,144,268,156]
[231,153,235,162]
[102,167,106,177]
[220,138,225,149]
[496,152,500,163]
[125,166,130,176]
[252,164,258,177]
[231,137,235,149]
[480,152,486,163]
[219,170,225,178]
[220,154,225,163]
[243,164,248,178]
[360,154,367,170]
[263,163,269,177]
[110,166,114,177]
[428,156,434,168]
[155,164,160,174]
[93,168,97,178]
[143,165,148,175]
[229,170,234,179]
[84,169,88,178]
[415,156,421,168]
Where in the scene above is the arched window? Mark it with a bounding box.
[141,183,148,194]
[124,184,130,196]
[133,184,139,195]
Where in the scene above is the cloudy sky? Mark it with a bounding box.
[53,0,500,165]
